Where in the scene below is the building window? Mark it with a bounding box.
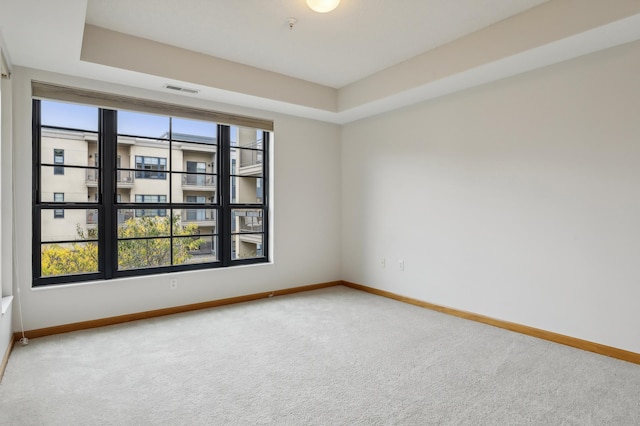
[53,193,64,218]
[185,161,207,186]
[32,97,270,287]
[53,149,64,175]
[135,156,167,179]
[134,195,167,217]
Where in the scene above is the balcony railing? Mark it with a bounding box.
[189,240,215,256]
[182,174,215,188]
[86,169,98,186]
[117,170,134,187]
[239,150,263,168]
[86,170,135,187]
[118,209,135,224]
[87,209,136,226]
[181,209,216,226]
[88,209,219,227]
[238,218,263,233]
[86,209,98,226]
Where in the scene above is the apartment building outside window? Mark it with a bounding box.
[53,193,64,218]
[53,148,64,175]
[135,195,167,217]
[32,90,271,287]
[135,156,167,179]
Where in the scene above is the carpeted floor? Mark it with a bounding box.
[1,286,639,425]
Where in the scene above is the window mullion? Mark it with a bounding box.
[32,99,42,281]
[169,118,174,265]
[219,125,231,266]
[102,109,117,279]
[262,131,269,261]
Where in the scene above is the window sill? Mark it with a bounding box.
[1,296,13,316]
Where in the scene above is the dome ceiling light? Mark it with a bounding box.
[306,0,341,13]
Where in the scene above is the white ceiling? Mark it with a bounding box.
[1,0,640,124]
[85,0,549,88]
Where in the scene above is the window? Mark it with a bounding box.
[135,195,167,217]
[135,156,167,179]
[53,193,64,218]
[185,196,207,221]
[32,96,270,287]
[185,161,206,186]
[53,149,64,175]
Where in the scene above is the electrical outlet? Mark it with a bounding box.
[399,260,405,272]
[169,279,178,289]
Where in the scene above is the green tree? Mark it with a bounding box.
[41,239,99,277]
[41,215,203,276]
[117,215,203,270]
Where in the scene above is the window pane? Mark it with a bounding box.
[230,126,263,148]
[41,209,99,242]
[118,211,171,237]
[41,100,99,132]
[231,177,263,204]
[176,175,216,204]
[172,118,217,143]
[118,110,169,139]
[41,130,99,168]
[175,208,217,234]
[174,235,217,265]
[40,169,98,203]
[40,165,89,201]
[117,238,172,270]
[41,241,99,277]
[232,148,263,175]
[232,209,263,233]
[232,234,264,260]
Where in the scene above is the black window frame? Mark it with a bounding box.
[32,99,270,287]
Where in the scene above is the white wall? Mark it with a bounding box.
[1,38,14,358]
[341,40,640,354]
[11,67,341,331]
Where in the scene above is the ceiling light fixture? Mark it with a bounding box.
[306,0,340,13]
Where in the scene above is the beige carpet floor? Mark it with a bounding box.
[1,286,639,425]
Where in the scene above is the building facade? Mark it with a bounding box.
[40,125,264,267]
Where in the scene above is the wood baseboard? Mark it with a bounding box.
[0,334,15,382]
[342,281,640,365]
[15,281,342,340]
[13,279,639,365]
